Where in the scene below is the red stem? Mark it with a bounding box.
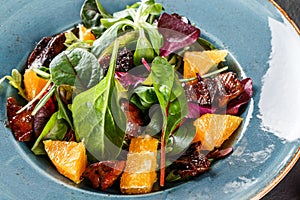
[141,58,151,72]
[160,133,166,187]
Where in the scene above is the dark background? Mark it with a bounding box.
[263,0,300,200]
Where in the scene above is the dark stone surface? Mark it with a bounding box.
[263,1,300,200]
[275,0,300,27]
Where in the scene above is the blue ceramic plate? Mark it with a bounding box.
[0,0,299,199]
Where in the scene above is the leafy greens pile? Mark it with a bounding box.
[0,0,196,187]
[1,0,253,191]
[75,0,201,186]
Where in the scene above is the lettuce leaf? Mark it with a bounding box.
[158,13,200,57]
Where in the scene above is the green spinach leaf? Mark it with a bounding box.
[72,41,126,161]
[130,85,158,112]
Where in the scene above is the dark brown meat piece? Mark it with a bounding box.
[27,33,66,68]
[185,72,244,108]
[27,37,52,67]
[116,47,134,72]
[185,79,212,106]
[82,161,125,190]
[173,142,210,178]
[6,97,35,142]
[33,95,57,138]
[214,72,244,107]
[99,47,134,76]
[121,101,145,141]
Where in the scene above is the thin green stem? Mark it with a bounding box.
[16,80,52,114]
[179,66,229,83]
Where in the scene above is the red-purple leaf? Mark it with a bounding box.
[207,147,234,160]
[226,78,253,115]
[158,13,200,57]
[141,58,151,72]
[186,102,216,119]
[33,96,57,138]
[114,71,146,88]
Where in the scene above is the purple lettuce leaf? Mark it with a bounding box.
[186,102,216,119]
[115,58,151,88]
[114,72,147,88]
[158,13,200,57]
[226,78,253,115]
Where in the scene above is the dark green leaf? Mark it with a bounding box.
[165,170,182,182]
[166,119,195,157]
[130,86,158,111]
[80,0,106,37]
[149,56,189,186]
[150,57,174,111]
[197,37,217,50]
[50,48,102,92]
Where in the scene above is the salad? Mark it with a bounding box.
[1,0,253,195]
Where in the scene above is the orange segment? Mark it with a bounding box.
[129,135,159,153]
[183,50,228,78]
[193,113,242,151]
[120,135,158,194]
[43,140,88,184]
[120,172,157,194]
[23,69,49,100]
[79,24,96,43]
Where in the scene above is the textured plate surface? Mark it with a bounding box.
[0,0,299,199]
